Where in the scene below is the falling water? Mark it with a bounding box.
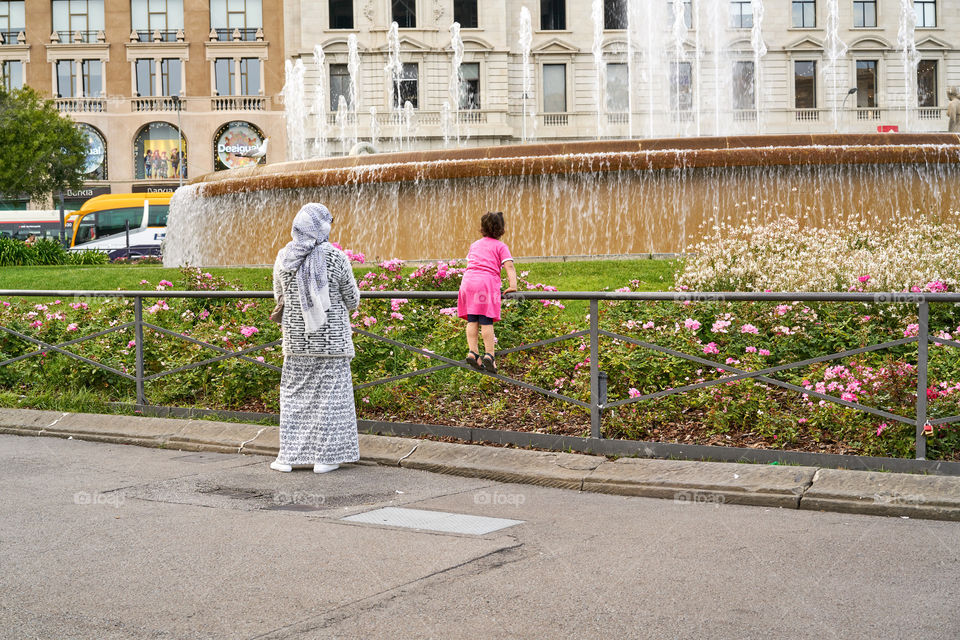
[311,45,327,158]
[335,95,350,153]
[385,22,403,150]
[347,34,361,145]
[640,1,664,139]
[403,101,416,146]
[625,0,638,139]
[591,0,606,139]
[519,7,535,143]
[703,0,726,136]
[823,0,848,132]
[751,0,767,135]
[441,102,452,146]
[282,59,307,161]
[449,22,464,145]
[670,0,689,137]
[369,106,380,148]
[898,0,919,132]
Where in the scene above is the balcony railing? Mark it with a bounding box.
[212,95,267,111]
[132,97,180,112]
[542,113,569,126]
[918,107,944,120]
[606,112,629,125]
[795,108,820,122]
[212,27,259,42]
[134,29,180,43]
[733,109,757,122]
[55,97,105,113]
[857,108,881,121]
[58,30,101,44]
[0,29,24,45]
[671,110,694,123]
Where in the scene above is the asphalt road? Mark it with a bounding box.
[1,433,958,640]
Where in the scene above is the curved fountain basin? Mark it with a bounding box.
[165,133,960,266]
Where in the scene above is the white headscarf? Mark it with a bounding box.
[282,203,333,332]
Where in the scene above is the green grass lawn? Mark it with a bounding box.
[0,259,677,292]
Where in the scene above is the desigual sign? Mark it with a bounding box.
[214,121,265,171]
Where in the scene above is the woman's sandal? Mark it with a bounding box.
[481,353,497,374]
[465,350,482,370]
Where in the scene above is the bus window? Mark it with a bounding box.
[91,207,144,239]
[75,217,96,244]
[148,204,169,227]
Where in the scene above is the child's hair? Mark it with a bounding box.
[480,211,505,239]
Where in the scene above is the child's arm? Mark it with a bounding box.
[503,260,518,294]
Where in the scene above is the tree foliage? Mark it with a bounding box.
[0,86,87,201]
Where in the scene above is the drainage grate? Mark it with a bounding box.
[341,507,523,535]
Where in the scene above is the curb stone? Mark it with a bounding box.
[3,408,960,521]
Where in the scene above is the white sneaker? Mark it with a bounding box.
[314,463,340,474]
[270,461,292,473]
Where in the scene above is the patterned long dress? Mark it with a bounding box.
[272,245,361,465]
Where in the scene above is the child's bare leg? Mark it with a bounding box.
[480,324,496,355]
[466,322,480,353]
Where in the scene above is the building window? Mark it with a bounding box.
[604,0,626,29]
[668,1,692,28]
[915,0,936,27]
[733,61,755,110]
[454,0,478,28]
[794,60,816,108]
[56,60,77,97]
[214,121,265,170]
[135,58,155,96]
[856,60,877,107]
[605,62,628,111]
[160,58,181,96]
[210,0,262,41]
[329,0,353,29]
[543,63,566,112]
[853,0,876,27]
[459,62,480,109]
[0,1,25,44]
[392,0,416,28]
[792,0,815,28]
[81,59,102,97]
[670,61,692,111]
[131,0,183,42]
[239,58,259,94]
[214,58,232,95]
[917,60,937,107]
[730,1,753,28]
[214,57,260,96]
[52,0,105,43]
[392,62,418,108]
[135,122,187,180]
[541,0,565,30]
[78,123,107,179]
[1,60,22,90]
[329,63,349,110]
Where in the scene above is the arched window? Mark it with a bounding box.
[214,121,265,171]
[78,123,107,179]
[134,122,186,180]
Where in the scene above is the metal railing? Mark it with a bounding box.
[212,27,259,42]
[1,289,958,463]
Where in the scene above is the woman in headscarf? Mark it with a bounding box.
[271,203,361,474]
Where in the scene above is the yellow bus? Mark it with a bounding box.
[66,193,173,260]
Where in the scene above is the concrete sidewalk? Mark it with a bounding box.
[2,407,959,521]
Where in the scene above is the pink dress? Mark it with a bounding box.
[457,237,513,322]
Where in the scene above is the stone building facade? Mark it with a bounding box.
[284,0,960,155]
[0,0,287,210]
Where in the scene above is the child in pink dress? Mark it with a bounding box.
[458,211,518,373]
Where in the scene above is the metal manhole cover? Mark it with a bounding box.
[342,507,523,535]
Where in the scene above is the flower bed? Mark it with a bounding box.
[2,223,960,460]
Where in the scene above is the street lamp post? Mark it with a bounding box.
[838,88,858,132]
